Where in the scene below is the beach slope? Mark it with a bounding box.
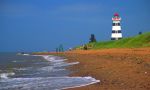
[62,48,150,90]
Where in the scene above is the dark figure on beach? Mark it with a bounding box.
[59,44,64,52]
[56,48,59,52]
[83,45,88,50]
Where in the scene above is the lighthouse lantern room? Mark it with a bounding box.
[111,13,122,40]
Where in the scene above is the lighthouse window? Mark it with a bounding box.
[118,31,121,33]
[112,23,120,26]
[112,23,115,26]
[112,30,121,33]
[112,31,115,33]
[115,23,120,26]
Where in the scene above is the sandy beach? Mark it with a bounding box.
[50,48,150,90]
[35,48,150,90]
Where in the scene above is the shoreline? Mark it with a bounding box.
[50,48,150,90]
[62,77,100,90]
[34,48,150,90]
[37,55,100,90]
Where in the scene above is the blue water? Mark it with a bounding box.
[0,53,99,90]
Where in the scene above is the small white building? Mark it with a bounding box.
[111,13,122,40]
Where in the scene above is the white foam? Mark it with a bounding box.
[23,54,30,56]
[52,62,79,67]
[40,55,79,67]
[16,55,99,90]
[13,67,31,71]
[41,55,65,62]
[39,66,65,72]
[0,76,100,90]
[12,60,17,62]
[66,62,79,65]
[62,76,100,90]
[0,72,15,79]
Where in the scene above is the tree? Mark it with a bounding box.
[139,31,142,35]
[89,34,97,43]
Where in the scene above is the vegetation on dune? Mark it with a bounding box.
[77,32,150,50]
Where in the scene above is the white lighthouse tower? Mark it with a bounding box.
[111,13,122,40]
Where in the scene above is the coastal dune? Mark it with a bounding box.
[62,48,150,90]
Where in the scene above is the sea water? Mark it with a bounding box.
[0,53,100,90]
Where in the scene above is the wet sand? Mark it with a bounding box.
[35,48,150,90]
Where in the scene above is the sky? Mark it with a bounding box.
[0,0,150,52]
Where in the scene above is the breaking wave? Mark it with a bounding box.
[0,55,100,90]
[0,76,100,90]
[42,55,79,67]
[0,72,15,79]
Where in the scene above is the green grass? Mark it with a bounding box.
[80,32,150,49]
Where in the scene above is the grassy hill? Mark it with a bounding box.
[77,32,150,50]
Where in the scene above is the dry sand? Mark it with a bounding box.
[37,48,150,90]
[63,48,150,90]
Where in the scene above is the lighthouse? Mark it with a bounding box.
[111,13,122,40]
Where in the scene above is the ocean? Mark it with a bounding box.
[0,53,99,90]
